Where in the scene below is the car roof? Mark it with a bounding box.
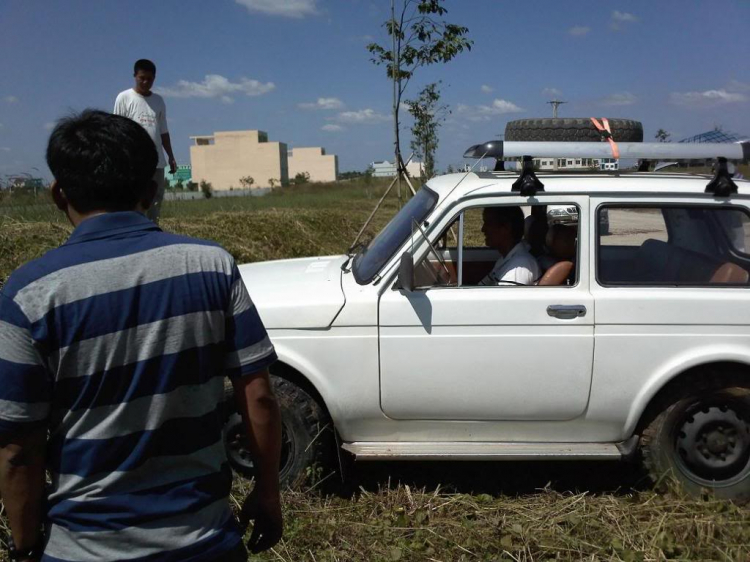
[425,171,750,203]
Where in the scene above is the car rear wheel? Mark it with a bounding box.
[640,383,750,501]
[223,375,335,489]
[505,118,643,143]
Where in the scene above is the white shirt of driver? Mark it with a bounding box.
[479,242,540,286]
[113,89,168,168]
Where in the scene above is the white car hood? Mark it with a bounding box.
[238,255,346,329]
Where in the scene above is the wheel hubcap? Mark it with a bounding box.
[225,414,294,476]
[676,404,750,483]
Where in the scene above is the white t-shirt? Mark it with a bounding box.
[113,89,169,168]
[479,242,540,286]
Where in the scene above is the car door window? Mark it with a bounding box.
[415,204,580,288]
[597,205,750,286]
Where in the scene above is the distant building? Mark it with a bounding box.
[533,158,617,171]
[288,147,338,183]
[165,165,192,188]
[190,130,288,190]
[3,176,44,191]
[370,160,425,178]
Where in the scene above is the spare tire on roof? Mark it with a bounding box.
[505,118,643,142]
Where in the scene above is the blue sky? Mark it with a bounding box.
[1,0,749,180]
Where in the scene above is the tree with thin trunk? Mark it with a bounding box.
[655,129,671,143]
[368,0,471,187]
[405,81,448,181]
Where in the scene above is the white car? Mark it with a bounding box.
[225,140,750,500]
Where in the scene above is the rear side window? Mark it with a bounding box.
[597,205,750,286]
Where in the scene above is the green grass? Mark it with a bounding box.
[2,177,750,561]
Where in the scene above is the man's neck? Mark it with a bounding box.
[133,88,152,97]
[498,241,517,258]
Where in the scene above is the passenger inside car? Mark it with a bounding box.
[537,224,577,286]
[478,206,540,286]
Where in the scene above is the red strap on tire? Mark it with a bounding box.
[590,117,620,159]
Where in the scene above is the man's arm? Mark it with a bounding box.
[0,426,47,560]
[232,369,283,553]
[160,133,177,174]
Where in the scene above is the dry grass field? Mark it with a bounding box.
[2,177,750,561]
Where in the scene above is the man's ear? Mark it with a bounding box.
[50,181,68,212]
[140,180,158,211]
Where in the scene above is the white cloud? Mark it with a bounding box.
[568,26,590,37]
[0,147,10,152]
[670,89,748,106]
[542,87,563,98]
[600,92,638,106]
[480,85,494,94]
[611,10,637,30]
[299,97,344,110]
[43,122,56,131]
[3,96,18,104]
[612,11,638,23]
[235,0,318,18]
[156,74,275,102]
[321,124,344,132]
[336,108,390,124]
[457,99,524,121]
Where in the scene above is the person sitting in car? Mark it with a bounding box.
[546,224,576,262]
[479,206,540,286]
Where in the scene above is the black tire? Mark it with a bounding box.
[640,381,750,501]
[505,118,643,143]
[223,375,335,489]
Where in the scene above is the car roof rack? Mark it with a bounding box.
[463,140,750,161]
[463,141,749,197]
[511,156,544,196]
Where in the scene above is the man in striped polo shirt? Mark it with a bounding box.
[0,110,282,561]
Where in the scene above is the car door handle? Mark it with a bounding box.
[547,305,587,319]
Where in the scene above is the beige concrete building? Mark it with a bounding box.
[189,130,288,190]
[288,147,338,183]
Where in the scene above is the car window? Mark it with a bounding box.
[599,208,667,247]
[416,204,579,288]
[597,205,750,286]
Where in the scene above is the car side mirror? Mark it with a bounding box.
[397,252,414,292]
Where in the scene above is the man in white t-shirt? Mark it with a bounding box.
[114,59,176,223]
[478,206,540,286]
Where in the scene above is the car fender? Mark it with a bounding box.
[269,340,341,423]
[623,344,750,436]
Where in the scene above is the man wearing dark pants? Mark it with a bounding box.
[0,110,282,561]
[114,58,177,224]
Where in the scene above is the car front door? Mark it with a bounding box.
[378,196,594,421]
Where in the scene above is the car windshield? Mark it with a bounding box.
[352,187,438,284]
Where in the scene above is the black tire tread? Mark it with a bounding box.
[505,118,643,143]
[271,376,335,489]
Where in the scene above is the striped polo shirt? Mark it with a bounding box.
[0,212,277,562]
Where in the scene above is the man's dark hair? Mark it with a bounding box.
[486,206,525,243]
[134,59,156,75]
[46,110,158,213]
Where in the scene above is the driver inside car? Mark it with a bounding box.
[478,206,540,286]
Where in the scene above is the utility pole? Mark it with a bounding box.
[547,99,567,118]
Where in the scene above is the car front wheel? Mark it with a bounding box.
[640,384,750,501]
[223,375,335,489]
